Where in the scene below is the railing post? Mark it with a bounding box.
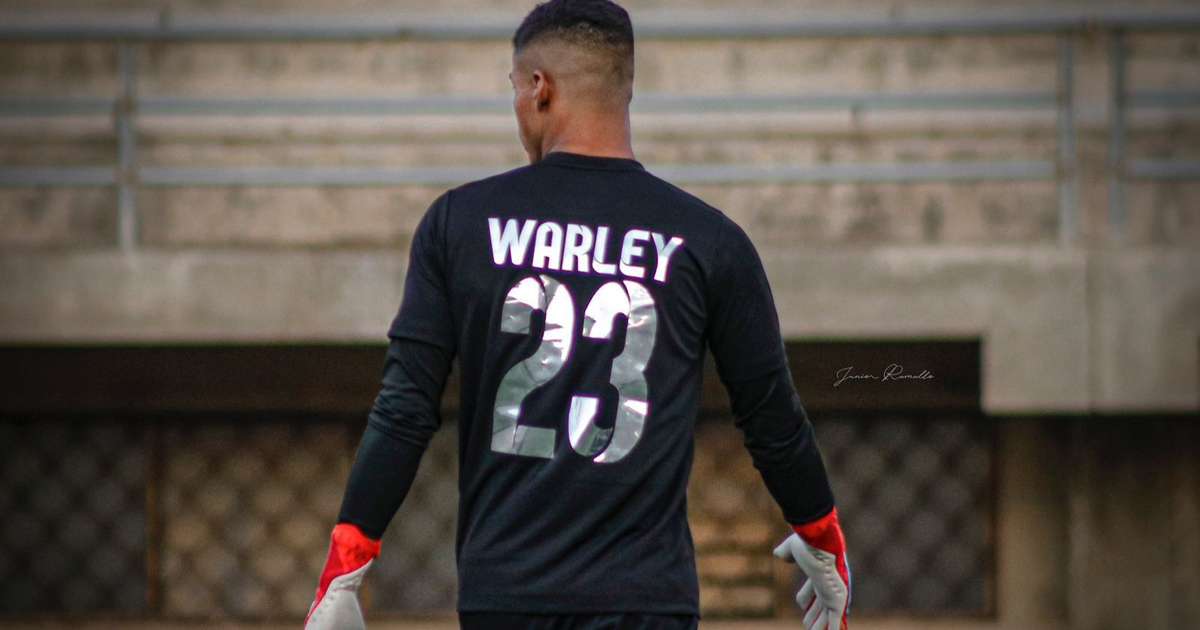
[116,42,138,251]
[1056,34,1078,244]
[1107,30,1126,241]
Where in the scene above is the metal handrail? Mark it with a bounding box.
[1128,161,1200,180]
[0,167,116,187]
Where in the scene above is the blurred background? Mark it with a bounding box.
[0,0,1197,629]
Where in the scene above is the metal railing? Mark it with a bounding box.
[1,7,1199,249]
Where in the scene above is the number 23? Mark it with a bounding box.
[491,275,657,463]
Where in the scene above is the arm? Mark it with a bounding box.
[706,220,850,630]
[722,359,850,630]
[338,339,453,539]
[724,367,834,524]
[305,339,453,629]
[306,194,457,628]
[738,368,850,630]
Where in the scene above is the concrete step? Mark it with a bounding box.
[5,110,1200,171]
[0,110,1066,166]
[0,179,1062,249]
[11,175,1197,249]
[1,30,1196,98]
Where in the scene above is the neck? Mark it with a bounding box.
[540,108,634,161]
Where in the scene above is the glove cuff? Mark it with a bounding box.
[309,523,381,621]
[792,506,851,619]
[791,506,845,556]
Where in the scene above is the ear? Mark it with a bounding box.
[531,69,552,112]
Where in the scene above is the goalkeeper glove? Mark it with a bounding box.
[304,523,381,630]
[772,507,851,630]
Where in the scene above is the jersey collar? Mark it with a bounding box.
[538,151,645,172]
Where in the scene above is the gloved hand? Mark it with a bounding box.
[772,507,851,630]
[304,523,381,630]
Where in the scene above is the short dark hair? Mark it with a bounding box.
[513,0,634,84]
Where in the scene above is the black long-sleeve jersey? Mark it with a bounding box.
[340,150,834,615]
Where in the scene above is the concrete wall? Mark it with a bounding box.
[1,7,1197,413]
[997,418,1200,630]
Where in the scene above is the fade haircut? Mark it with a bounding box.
[513,0,635,97]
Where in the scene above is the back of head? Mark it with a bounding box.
[512,0,636,105]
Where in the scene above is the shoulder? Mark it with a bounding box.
[639,170,730,223]
[446,164,540,204]
[634,170,754,257]
[417,165,539,236]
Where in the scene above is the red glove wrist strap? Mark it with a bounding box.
[791,507,846,556]
[312,523,381,607]
[792,507,851,629]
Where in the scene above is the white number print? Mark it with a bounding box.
[491,276,658,463]
[492,275,574,459]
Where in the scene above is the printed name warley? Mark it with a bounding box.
[489,217,685,284]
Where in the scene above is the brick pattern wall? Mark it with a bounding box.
[690,417,781,617]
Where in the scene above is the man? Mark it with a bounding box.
[304,1,850,628]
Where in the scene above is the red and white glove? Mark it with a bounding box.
[773,507,851,630]
[304,523,381,630]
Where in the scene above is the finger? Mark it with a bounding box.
[801,606,818,630]
[795,579,816,611]
[773,537,795,562]
[803,599,822,629]
[811,607,830,628]
[819,609,837,630]
[830,600,847,630]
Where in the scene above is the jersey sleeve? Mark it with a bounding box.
[387,192,457,352]
[705,218,788,383]
[725,367,836,525]
[707,220,836,525]
[337,337,453,539]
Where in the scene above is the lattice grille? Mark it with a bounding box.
[0,418,147,614]
[806,414,993,614]
[689,417,780,617]
[0,412,991,619]
[688,413,992,617]
[159,418,350,619]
